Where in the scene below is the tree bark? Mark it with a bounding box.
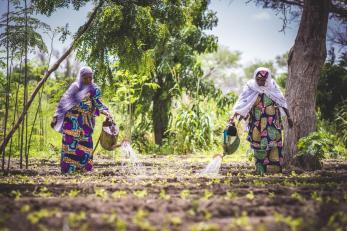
[152,76,171,145]
[284,0,330,165]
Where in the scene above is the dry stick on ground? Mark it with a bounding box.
[0,1,104,160]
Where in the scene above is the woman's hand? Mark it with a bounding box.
[229,113,239,123]
[229,116,235,124]
[229,113,244,124]
[102,110,113,121]
[51,116,57,129]
[282,107,293,128]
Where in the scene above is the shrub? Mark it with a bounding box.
[335,102,347,146]
[167,103,213,154]
[297,130,346,160]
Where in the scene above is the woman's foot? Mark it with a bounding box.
[255,162,265,176]
[279,157,284,166]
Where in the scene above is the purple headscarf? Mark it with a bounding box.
[53,66,97,133]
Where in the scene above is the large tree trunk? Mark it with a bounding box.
[152,76,171,145]
[284,0,330,165]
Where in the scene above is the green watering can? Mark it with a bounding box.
[223,123,240,155]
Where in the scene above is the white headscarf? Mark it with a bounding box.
[232,67,288,117]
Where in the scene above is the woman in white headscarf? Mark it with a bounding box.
[51,67,113,173]
[230,67,293,175]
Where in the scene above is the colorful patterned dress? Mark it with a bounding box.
[247,93,283,174]
[61,87,108,173]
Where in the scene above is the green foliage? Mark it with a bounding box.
[167,102,213,153]
[75,0,218,145]
[275,72,287,90]
[32,0,90,16]
[215,91,237,116]
[317,62,347,121]
[297,129,346,160]
[275,52,289,68]
[335,102,347,146]
[0,4,50,55]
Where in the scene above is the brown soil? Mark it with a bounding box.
[0,155,346,231]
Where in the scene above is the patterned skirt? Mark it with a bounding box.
[60,109,95,174]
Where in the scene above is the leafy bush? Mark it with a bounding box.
[317,63,347,121]
[167,103,213,154]
[335,102,347,146]
[297,130,346,159]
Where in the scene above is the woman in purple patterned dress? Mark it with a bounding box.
[51,67,112,173]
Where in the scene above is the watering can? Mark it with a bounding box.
[222,122,240,155]
[99,117,120,151]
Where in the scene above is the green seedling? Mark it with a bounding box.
[133,190,147,199]
[20,204,31,213]
[180,189,190,200]
[94,187,108,200]
[246,191,255,201]
[274,212,303,231]
[67,189,80,198]
[203,190,213,200]
[291,192,303,201]
[159,189,171,200]
[68,211,86,229]
[111,190,127,199]
[10,190,21,200]
[224,191,237,200]
[34,187,53,198]
[228,211,251,230]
